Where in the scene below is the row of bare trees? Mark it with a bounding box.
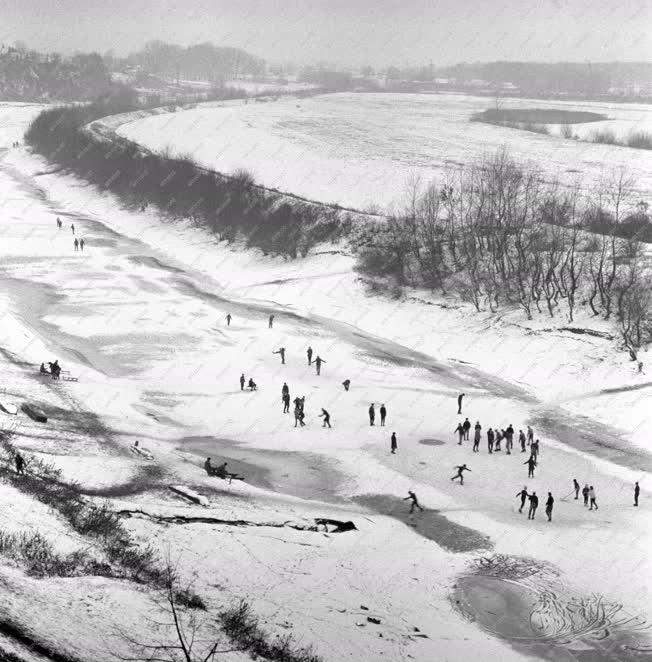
[356,149,651,356]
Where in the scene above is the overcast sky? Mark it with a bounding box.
[2,0,649,66]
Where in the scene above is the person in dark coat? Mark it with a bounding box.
[240,373,245,391]
[404,490,423,514]
[451,464,471,484]
[634,481,640,507]
[226,313,232,326]
[342,379,351,391]
[282,393,290,413]
[79,238,85,251]
[516,486,528,513]
[273,347,286,364]
[307,346,313,365]
[15,453,25,475]
[545,492,554,521]
[524,456,537,478]
[573,478,580,500]
[582,483,590,506]
[314,356,326,375]
[390,432,397,454]
[380,404,387,426]
[319,408,331,428]
[368,404,375,426]
[455,422,464,445]
[519,430,526,452]
[247,378,257,391]
[487,428,494,453]
[457,393,465,414]
[462,418,471,440]
[268,314,274,328]
[473,422,481,452]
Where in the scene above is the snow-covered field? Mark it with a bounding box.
[0,103,651,661]
[115,92,652,211]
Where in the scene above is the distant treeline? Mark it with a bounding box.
[25,90,348,259]
[120,41,266,81]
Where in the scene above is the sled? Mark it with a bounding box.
[0,401,18,415]
[20,403,48,423]
[61,371,79,382]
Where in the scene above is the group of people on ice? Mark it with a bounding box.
[40,360,61,380]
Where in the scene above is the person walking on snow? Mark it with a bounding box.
[589,486,598,510]
[524,456,537,478]
[390,432,397,454]
[73,238,79,252]
[369,404,376,426]
[404,490,423,515]
[380,404,387,426]
[268,314,274,328]
[319,408,331,428]
[473,422,482,452]
[527,425,534,446]
[282,382,289,397]
[634,481,640,507]
[70,223,75,234]
[573,478,580,500]
[527,492,539,520]
[79,238,85,251]
[15,453,25,475]
[273,347,286,364]
[487,428,494,453]
[516,486,528,513]
[457,393,465,414]
[282,393,290,413]
[314,356,325,375]
[307,346,313,365]
[582,483,590,506]
[545,492,554,522]
[451,464,471,485]
[519,429,526,452]
[531,439,540,460]
[462,418,471,440]
[226,313,232,326]
[239,373,245,391]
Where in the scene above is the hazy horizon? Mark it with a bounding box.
[2,0,650,67]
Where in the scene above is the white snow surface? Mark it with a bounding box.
[116,92,652,211]
[0,103,650,661]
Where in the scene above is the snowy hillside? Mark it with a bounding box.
[0,103,650,661]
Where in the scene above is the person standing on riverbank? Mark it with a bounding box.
[634,481,640,506]
[307,346,313,365]
[457,393,465,414]
[74,238,79,252]
[380,404,387,426]
[369,404,375,426]
[391,432,397,454]
[226,313,232,326]
[240,373,245,391]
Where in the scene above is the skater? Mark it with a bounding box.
[505,424,514,454]
[70,223,75,234]
[294,404,306,427]
[293,396,304,412]
[247,378,257,391]
[457,392,465,414]
[282,393,290,413]
[634,481,640,507]
[390,432,397,454]
[239,373,245,391]
[74,238,79,251]
[79,238,85,251]
[516,486,528,513]
[531,439,540,460]
[589,486,598,510]
[226,313,232,326]
[519,429,526,452]
[307,346,313,365]
[451,464,471,485]
[368,404,375,426]
[319,408,331,428]
[380,404,387,426]
[573,478,580,500]
[455,422,464,444]
[494,428,502,451]
[268,314,274,328]
[527,491,539,520]
[273,347,286,364]
[487,427,494,453]
[473,421,481,452]
[545,492,554,522]
[462,418,471,440]
[15,453,25,475]
[314,356,325,375]
[527,425,534,445]
[524,456,537,478]
[404,490,423,515]
[582,483,590,506]
[342,379,351,391]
